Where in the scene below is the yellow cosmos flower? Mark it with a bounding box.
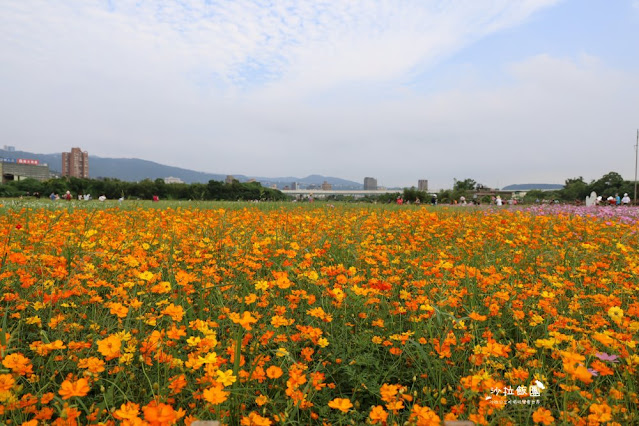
[216,369,237,387]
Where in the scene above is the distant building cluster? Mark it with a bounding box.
[62,147,89,178]
[0,145,434,196]
[362,177,430,192]
[164,176,184,184]
[364,177,377,190]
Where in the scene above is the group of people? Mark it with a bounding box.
[395,195,440,205]
[48,191,110,201]
[597,193,632,206]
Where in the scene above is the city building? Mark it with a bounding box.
[364,177,377,190]
[62,147,89,178]
[290,182,298,190]
[321,181,332,190]
[164,176,184,184]
[1,157,50,183]
[418,179,429,192]
[2,145,15,152]
[225,175,235,184]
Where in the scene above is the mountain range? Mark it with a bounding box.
[1,148,565,191]
[0,148,364,189]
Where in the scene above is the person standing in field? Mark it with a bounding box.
[65,191,72,201]
[621,193,631,205]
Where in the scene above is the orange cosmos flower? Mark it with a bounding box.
[286,368,306,389]
[255,394,268,406]
[58,378,90,399]
[168,374,187,395]
[369,405,389,424]
[161,304,185,322]
[386,399,405,412]
[588,403,612,424]
[2,353,33,376]
[468,312,487,321]
[0,373,15,391]
[380,383,400,402]
[328,398,353,413]
[564,363,593,384]
[266,365,283,379]
[202,383,229,405]
[142,400,179,425]
[241,411,273,426]
[108,302,129,318]
[410,404,441,424]
[113,402,141,420]
[77,357,106,373]
[532,407,555,425]
[229,311,258,330]
[96,334,122,359]
[270,315,293,328]
[150,281,172,294]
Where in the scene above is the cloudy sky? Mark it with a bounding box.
[1,0,638,189]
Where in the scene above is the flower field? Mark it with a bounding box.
[1,202,638,425]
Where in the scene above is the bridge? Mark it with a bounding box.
[281,189,402,198]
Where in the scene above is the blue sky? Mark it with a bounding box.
[1,0,638,189]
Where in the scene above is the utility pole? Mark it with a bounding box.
[635,129,638,205]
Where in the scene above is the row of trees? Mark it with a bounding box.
[0,171,634,204]
[339,172,636,205]
[436,172,636,204]
[0,177,288,201]
[559,172,635,201]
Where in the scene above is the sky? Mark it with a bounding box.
[1,0,638,190]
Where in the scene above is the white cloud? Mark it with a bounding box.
[0,0,561,94]
[225,54,639,189]
[5,1,637,189]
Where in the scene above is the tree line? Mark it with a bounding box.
[0,177,288,201]
[323,172,636,205]
[432,172,636,204]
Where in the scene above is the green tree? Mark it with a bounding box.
[560,177,588,201]
[589,172,624,197]
[523,190,546,204]
[10,178,44,194]
[402,187,428,203]
[453,178,477,192]
[451,178,478,203]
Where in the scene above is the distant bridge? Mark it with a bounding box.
[281,189,402,198]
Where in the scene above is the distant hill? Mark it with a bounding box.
[0,148,363,188]
[502,183,564,191]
